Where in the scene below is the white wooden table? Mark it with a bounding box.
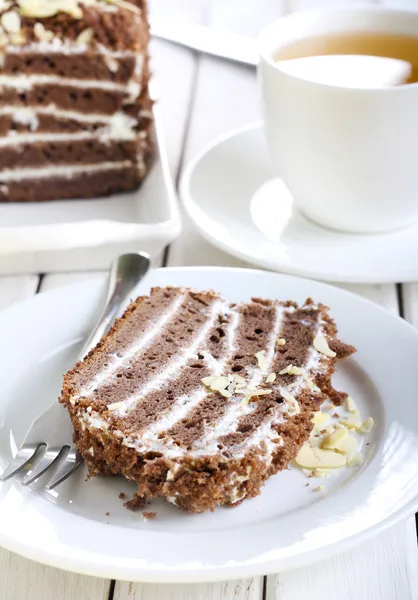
[1,0,418,597]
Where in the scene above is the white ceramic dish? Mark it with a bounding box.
[0,108,181,276]
[0,267,417,582]
[181,123,418,283]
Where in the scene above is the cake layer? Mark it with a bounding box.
[0,0,152,202]
[0,161,150,202]
[0,136,147,170]
[0,82,152,135]
[61,287,355,512]
[4,51,139,83]
[0,84,138,114]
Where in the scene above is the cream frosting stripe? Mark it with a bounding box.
[0,106,135,125]
[187,303,287,457]
[0,74,140,94]
[75,293,188,400]
[0,129,139,147]
[183,307,327,459]
[0,160,133,182]
[125,308,242,453]
[110,299,231,417]
[9,40,139,58]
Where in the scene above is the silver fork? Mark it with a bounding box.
[0,252,150,491]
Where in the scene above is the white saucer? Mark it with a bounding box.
[181,123,418,283]
[0,267,418,582]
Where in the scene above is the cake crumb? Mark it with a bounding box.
[119,492,126,500]
[105,511,110,516]
[142,511,157,520]
[313,485,324,492]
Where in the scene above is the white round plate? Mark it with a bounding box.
[0,267,417,582]
[181,123,418,283]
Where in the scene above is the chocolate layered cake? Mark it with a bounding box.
[61,287,355,513]
[0,0,152,202]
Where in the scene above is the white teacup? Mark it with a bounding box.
[258,7,418,233]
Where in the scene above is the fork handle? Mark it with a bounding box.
[78,252,150,359]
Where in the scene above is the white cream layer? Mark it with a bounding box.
[0,129,137,147]
[0,160,133,181]
[0,73,141,95]
[8,39,139,58]
[0,108,141,146]
[0,106,138,126]
[75,293,188,400]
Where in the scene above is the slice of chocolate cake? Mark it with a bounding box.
[60,287,355,513]
[0,0,152,202]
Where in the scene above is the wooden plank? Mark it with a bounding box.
[0,552,110,600]
[289,0,370,9]
[268,522,418,600]
[380,0,418,7]
[337,283,399,313]
[114,578,263,600]
[39,271,105,292]
[149,0,205,179]
[166,0,280,268]
[402,283,418,324]
[0,275,38,310]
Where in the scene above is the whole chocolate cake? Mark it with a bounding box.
[60,287,355,513]
[0,0,152,202]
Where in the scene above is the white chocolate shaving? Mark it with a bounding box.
[255,350,268,372]
[280,387,300,415]
[75,27,94,45]
[34,22,54,42]
[335,434,358,455]
[347,451,364,467]
[295,444,346,469]
[313,335,336,358]
[312,411,329,428]
[1,11,20,33]
[345,396,358,414]
[359,417,375,433]
[107,401,125,411]
[322,426,348,450]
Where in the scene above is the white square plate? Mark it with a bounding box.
[0,109,181,275]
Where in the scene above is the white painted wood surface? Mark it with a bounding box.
[114,578,263,600]
[0,0,417,598]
